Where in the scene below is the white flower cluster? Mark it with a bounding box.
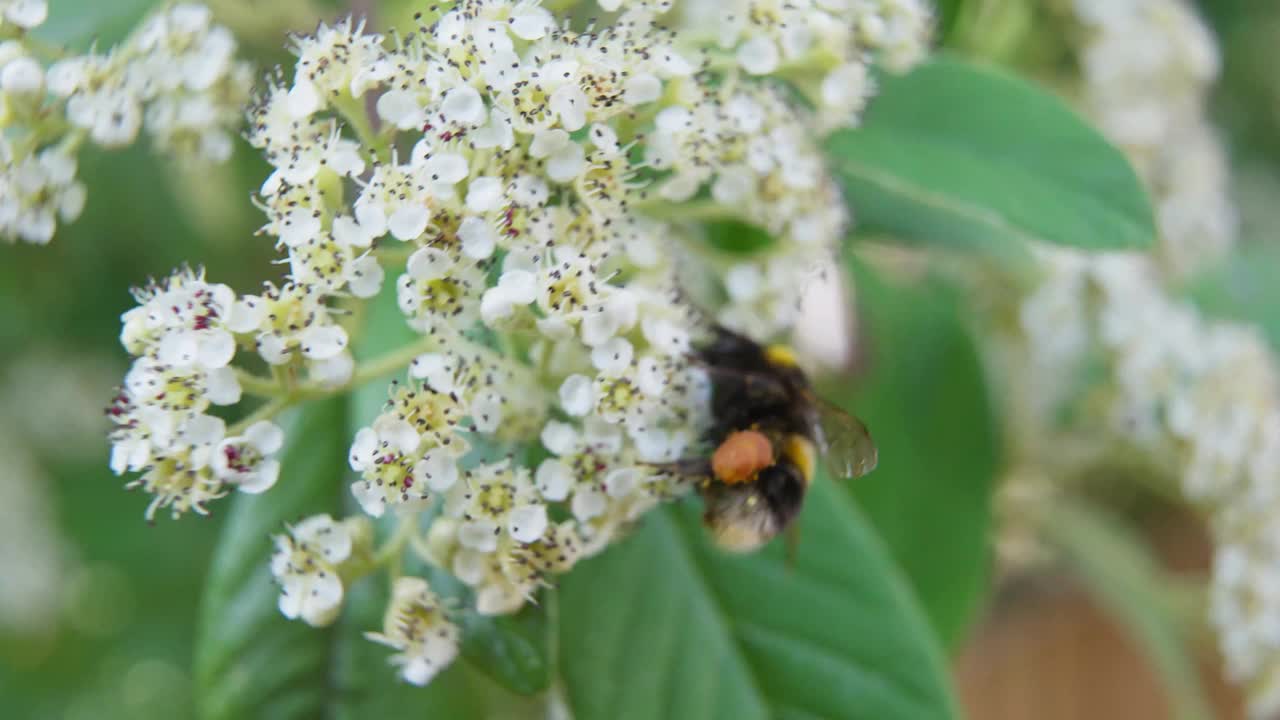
[1071,0,1236,277]
[986,3,1280,715]
[674,0,930,129]
[91,0,929,687]
[107,267,324,520]
[0,3,250,244]
[1013,250,1280,718]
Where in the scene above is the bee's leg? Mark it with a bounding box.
[784,522,800,572]
[645,458,713,491]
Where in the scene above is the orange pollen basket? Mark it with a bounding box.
[711,430,774,485]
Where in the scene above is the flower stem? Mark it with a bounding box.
[373,242,416,266]
[373,516,418,570]
[633,198,739,223]
[346,334,438,387]
[332,92,390,163]
[231,332,438,433]
[227,397,292,435]
[235,368,285,397]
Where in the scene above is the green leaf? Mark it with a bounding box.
[826,56,1155,253]
[193,398,348,720]
[1187,241,1280,352]
[702,220,777,254]
[838,259,999,649]
[1044,500,1214,720]
[558,480,958,720]
[33,0,158,48]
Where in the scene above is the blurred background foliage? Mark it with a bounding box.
[2,0,1279,718]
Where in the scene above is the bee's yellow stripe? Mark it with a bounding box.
[764,344,798,368]
[781,435,816,487]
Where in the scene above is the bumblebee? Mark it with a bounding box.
[685,326,878,552]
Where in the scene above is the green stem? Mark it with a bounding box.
[20,33,71,63]
[347,333,439,387]
[235,328,440,409]
[373,242,416,267]
[227,397,292,436]
[331,92,389,162]
[235,368,284,397]
[633,198,739,223]
[544,586,570,717]
[373,515,418,571]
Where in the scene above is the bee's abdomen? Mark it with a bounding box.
[756,462,806,530]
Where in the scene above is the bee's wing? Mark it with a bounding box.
[809,394,878,480]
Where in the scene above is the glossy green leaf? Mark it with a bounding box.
[838,260,999,649]
[827,56,1155,252]
[1045,500,1214,720]
[558,480,958,720]
[193,398,348,720]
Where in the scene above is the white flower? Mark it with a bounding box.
[550,83,589,131]
[441,86,486,125]
[0,144,87,244]
[623,74,662,105]
[737,36,779,75]
[377,89,426,130]
[529,129,586,183]
[421,152,469,185]
[535,458,575,501]
[346,255,385,298]
[299,324,348,360]
[559,374,595,417]
[571,484,607,521]
[413,449,459,492]
[213,420,285,493]
[309,351,355,388]
[271,514,353,627]
[458,519,501,552]
[458,216,497,259]
[366,577,460,687]
[510,5,552,40]
[2,0,47,29]
[349,385,466,517]
[406,247,454,281]
[1,55,42,94]
[591,337,635,376]
[540,420,579,455]
[508,504,548,543]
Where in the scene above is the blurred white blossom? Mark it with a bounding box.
[0,3,251,244]
[979,5,1280,714]
[1072,0,1236,277]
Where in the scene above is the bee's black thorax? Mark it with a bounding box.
[700,327,814,443]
